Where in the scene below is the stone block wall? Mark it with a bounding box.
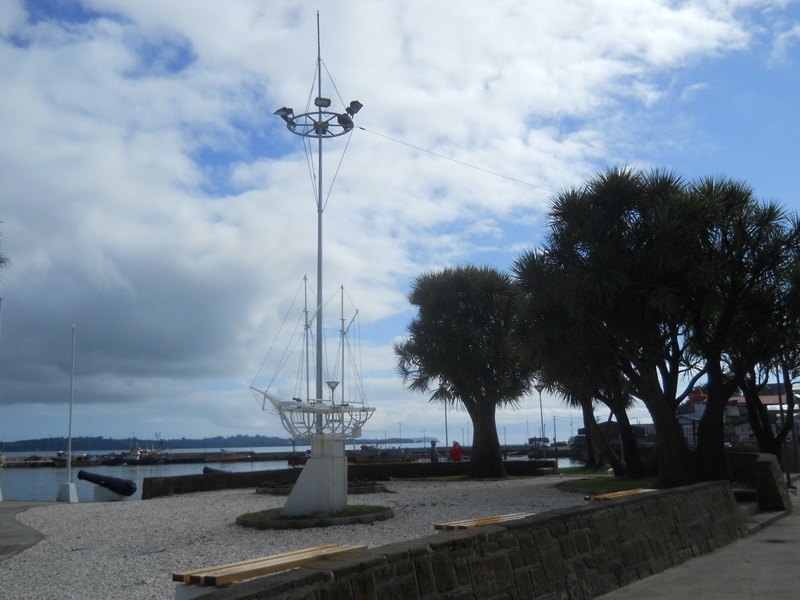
[199,481,747,600]
[142,469,302,499]
[142,460,556,499]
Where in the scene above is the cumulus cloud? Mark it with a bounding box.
[0,0,796,441]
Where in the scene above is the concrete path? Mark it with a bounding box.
[0,501,48,561]
[597,488,800,600]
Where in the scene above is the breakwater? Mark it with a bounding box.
[1,444,573,468]
[141,459,558,499]
[1,450,291,468]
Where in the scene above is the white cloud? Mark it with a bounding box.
[0,0,796,442]
[771,21,800,63]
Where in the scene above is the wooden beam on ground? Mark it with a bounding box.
[173,544,367,587]
[586,488,655,501]
[435,513,533,530]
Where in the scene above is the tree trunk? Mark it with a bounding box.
[742,378,782,460]
[577,398,624,475]
[580,400,600,468]
[644,397,696,487]
[696,364,735,481]
[611,404,648,477]
[465,401,506,478]
[585,416,626,476]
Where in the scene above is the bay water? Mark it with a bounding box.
[0,446,296,502]
[0,445,581,502]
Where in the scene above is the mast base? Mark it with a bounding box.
[280,436,347,517]
[56,482,79,503]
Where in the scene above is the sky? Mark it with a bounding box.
[1,0,799,447]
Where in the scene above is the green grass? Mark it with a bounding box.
[238,504,390,522]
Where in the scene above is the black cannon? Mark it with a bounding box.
[77,470,137,497]
[203,466,225,474]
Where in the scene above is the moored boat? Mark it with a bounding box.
[103,447,149,465]
[103,445,171,465]
[287,452,310,467]
[207,450,253,463]
[138,448,171,465]
[51,451,103,467]
[347,445,412,464]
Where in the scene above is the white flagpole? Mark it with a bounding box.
[57,325,79,502]
[67,324,76,484]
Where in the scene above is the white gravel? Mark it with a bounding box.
[4,476,584,600]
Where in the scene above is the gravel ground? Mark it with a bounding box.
[4,476,584,600]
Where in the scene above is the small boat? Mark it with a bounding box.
[104,445,170,465]
[287,452,310,467]
[207,450,253,463]
[51,451,103,467]
[347,445,413,464]
[102,452,125,466]
[138,447,171,465]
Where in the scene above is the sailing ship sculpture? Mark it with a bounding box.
[250,15,374,517]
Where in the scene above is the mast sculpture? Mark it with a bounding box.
[253,14,373,517]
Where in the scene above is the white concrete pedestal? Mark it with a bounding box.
[56,482,79,503]
[281,436,347,517]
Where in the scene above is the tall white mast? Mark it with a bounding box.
[260,13,372,441]
[314,13,324,401]
[273,11,362,402]
[264,14,371,516]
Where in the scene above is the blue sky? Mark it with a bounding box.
[1,0,799,446]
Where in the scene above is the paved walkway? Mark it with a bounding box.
[597,487,800,600]
[0,501,48,561]
[2,487,798,598]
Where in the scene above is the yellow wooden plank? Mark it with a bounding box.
[191,544,367,586]
[172,545,340,583]
[434,513,532,530]
[587,488,655,501]
[204,544,366,586]
[441,512,529,526]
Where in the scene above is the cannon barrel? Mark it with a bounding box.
[77,470,137,497]
[203,466,225,474]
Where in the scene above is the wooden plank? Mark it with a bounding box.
[587,488,655,501]
[434,513,532,530]
[173,545,340,583]
[202,544,366,586]
[174,544,367,587]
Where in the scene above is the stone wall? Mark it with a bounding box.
[142,468,302,499]
[197,481,747,600]
[142,460,557,499]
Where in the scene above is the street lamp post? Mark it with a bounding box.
[534,383,546,458]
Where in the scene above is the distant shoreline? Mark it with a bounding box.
[1,435,437,454]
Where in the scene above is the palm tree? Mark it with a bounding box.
[395,266,535,478]
[516,167,707,487]
[512,247,647,477]
[684,179,800,479]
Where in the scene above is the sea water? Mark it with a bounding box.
[0,445,582,502]
[0,457,291,502]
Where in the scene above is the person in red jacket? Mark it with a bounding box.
[449,441,463,462]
